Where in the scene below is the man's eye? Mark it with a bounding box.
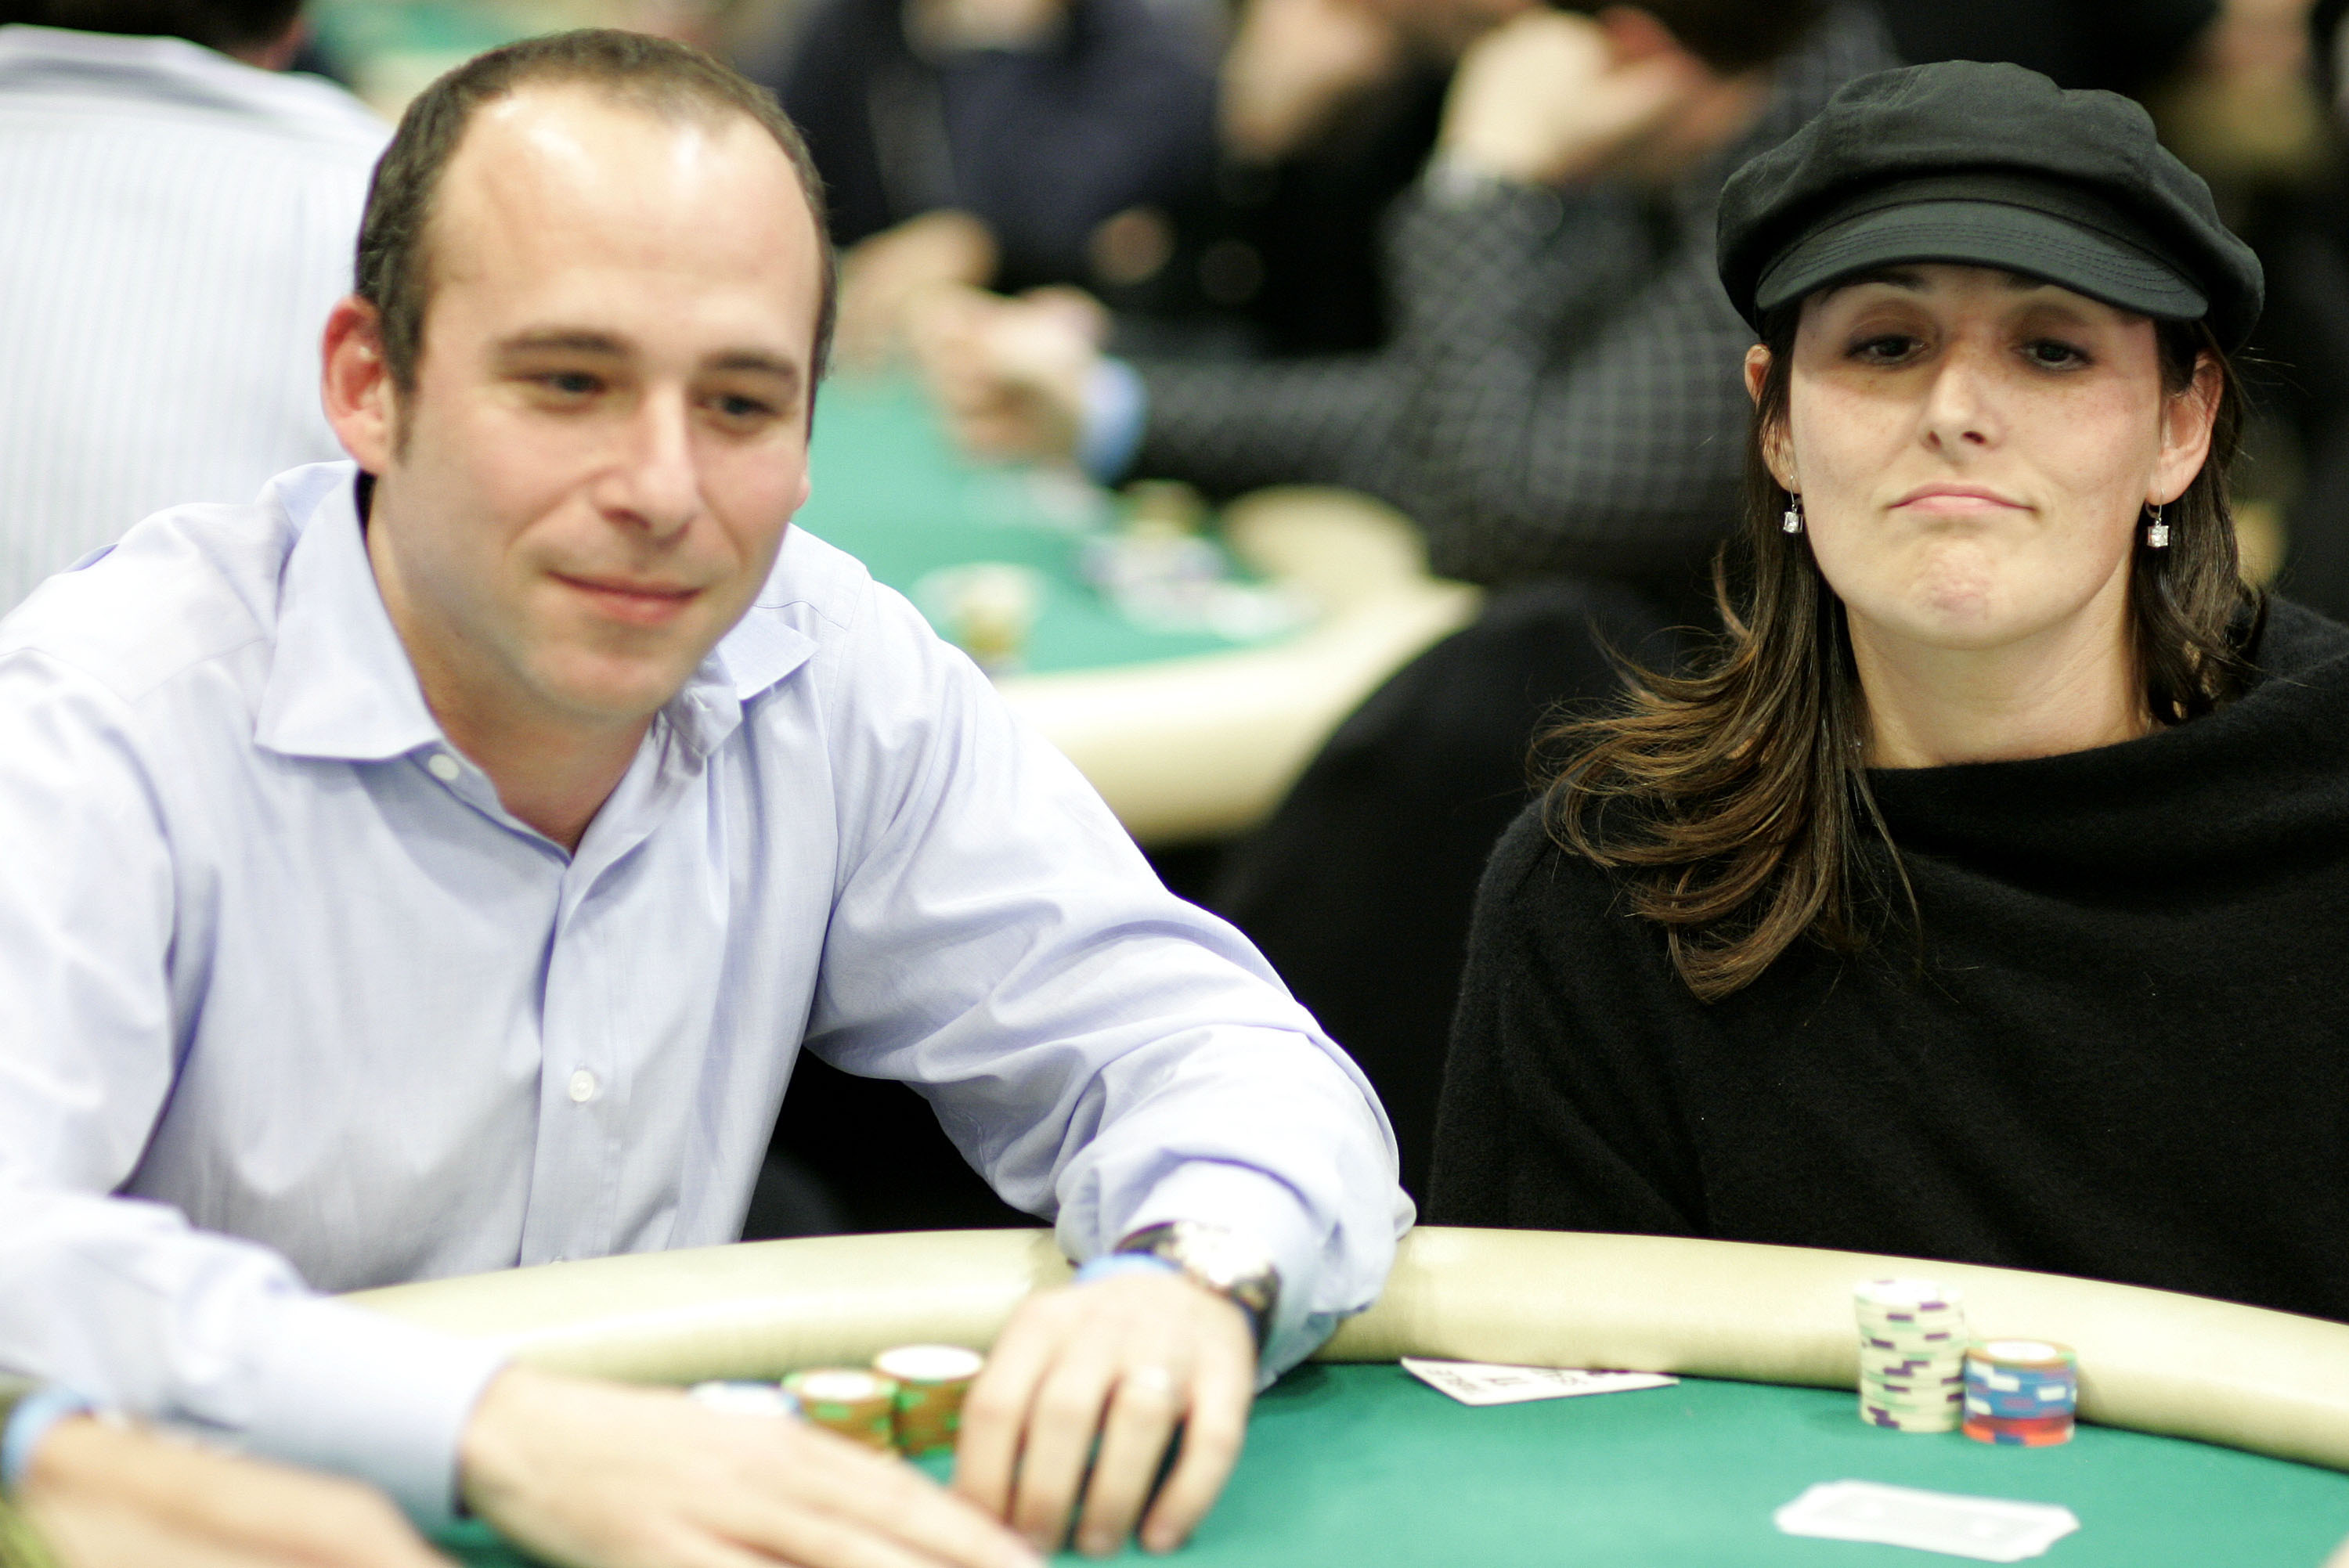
[2024,338,2089,369]
[713,394,776,422]
[541,372,601,397]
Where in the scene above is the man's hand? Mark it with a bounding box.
[834,212,1001,374]
[954,1271,1257,1559]
[459,1366,1040,1568]
[1220,0,1403,163]
[909,287,1106,465]
[1437,9,1706,187]
[18,1415,449,1568]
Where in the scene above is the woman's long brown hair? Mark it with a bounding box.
[1539,307,2262,1002]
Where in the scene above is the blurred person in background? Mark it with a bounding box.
[0,1,385,612]
[915,1,1893,1202]
[2233,0,2349,617]
[1867,0,2215,97]
[759,0,1219,368]
[1129,0,1528,359]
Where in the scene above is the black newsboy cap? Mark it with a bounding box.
[1717,61,2264,351]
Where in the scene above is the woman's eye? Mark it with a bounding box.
[2023,338,2089,369]
[1849,333,1919,364]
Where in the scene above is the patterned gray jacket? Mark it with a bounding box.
[1131,8,1900,591]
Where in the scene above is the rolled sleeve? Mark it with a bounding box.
[1112,1159,1352,1381]
[803,580,1412,1378]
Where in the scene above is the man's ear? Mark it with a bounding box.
[1594,4,1683,64]
[322,297,401,474]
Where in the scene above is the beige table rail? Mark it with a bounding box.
[347,1225,2349,1475]
[996,488,1481,846]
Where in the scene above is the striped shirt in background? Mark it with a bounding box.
[0,24,386,612]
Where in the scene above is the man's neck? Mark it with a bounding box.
[363,503,649,855]
[428,686,651,855]
[1853,605,2150,770]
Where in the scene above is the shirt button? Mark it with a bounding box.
[427,753,461,782]
[568,1069,597,1103]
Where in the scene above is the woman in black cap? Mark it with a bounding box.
[1428,61,2349,1323]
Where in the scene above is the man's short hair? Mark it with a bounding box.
[355,29,837,402]
[1561,0,1828,74]
[16,0,301,52]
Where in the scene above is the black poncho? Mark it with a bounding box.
[1431,600,2349,1322]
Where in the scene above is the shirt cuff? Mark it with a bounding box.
[1077,358,1149,485]
[1112,1160,1330,1383]
[1,1386,92,1494]
[243,1296,508,1529]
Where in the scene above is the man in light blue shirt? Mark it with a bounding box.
[0,28,1406,1568]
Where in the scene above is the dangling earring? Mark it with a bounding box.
[1783,494,1804,535]
[2145,503,2170,550]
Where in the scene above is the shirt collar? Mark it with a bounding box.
[255,467,820,763]
[254,468,445,762]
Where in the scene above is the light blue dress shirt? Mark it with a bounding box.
[0,463,1408,1523]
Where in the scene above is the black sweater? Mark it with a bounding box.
[1429,601,2349,1323]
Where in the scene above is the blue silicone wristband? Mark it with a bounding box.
[2,1386,95,1496]
[1072,1250,1266,1343]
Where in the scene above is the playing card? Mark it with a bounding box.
[1398,1357,1678,1407]
[1775,1480,2081,1562]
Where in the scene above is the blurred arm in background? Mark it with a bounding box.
[767,0,1219,367]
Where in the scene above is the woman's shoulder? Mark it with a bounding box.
[1475,798,1657,949]
[2255,597,2349,682]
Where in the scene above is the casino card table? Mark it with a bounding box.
[789,377,1478,847]
[350,1227,2349,1566]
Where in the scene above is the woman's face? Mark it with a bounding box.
[1753,263,2218,661]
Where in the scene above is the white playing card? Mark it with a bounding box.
[1775,1480,2081,1562]
[1398,1357,1678,1407]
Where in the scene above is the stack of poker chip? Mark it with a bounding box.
[783,1368,900,1451]
[1963,1340,2077,1446]
[874,1345,986,1456]
[1853,1278,1968,1433]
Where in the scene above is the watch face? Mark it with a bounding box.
[1184,1227,1257,1292]
[1163,1221,1276,1299]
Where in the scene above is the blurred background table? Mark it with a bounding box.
[794,377,1477,847]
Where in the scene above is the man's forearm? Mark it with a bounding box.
[0,1184,506,1527]
[1128,352,1409,502]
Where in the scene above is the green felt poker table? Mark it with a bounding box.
[351,1227,2349,1566]
[789,377,1477,845]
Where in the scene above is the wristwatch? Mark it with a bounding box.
[1116,1221,1281,1346]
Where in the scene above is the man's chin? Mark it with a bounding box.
[526,651,709,730]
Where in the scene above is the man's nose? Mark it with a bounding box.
[601,391,702,538]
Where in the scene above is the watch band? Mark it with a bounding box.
[1114,1221,1280,1348]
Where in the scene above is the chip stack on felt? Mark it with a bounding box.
[784,1369,899,1450]
[1854,1278,1968,1432]
[1963,1340,2077,1446]
[875,1345,985,1456]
